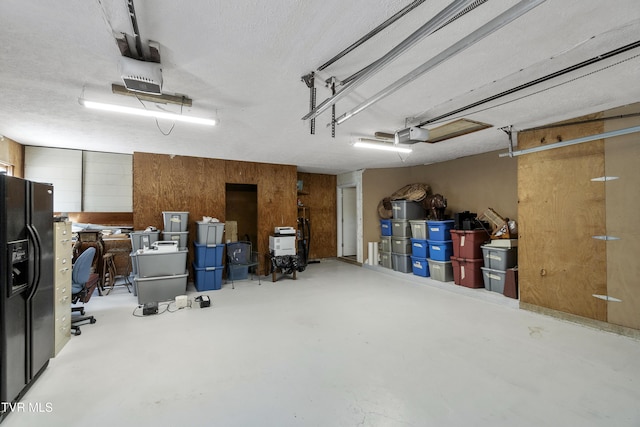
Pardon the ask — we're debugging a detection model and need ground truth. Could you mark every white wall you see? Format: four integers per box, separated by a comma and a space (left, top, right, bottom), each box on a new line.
24, 147, 132, 212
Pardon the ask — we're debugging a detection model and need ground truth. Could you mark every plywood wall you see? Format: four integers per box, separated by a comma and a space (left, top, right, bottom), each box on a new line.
0, 136, 24, 177
518, 117, 607, 321
133, 152, 297, 275
297, 172, 337, 259
603, 107, 640, 329
67, 212, 133, 226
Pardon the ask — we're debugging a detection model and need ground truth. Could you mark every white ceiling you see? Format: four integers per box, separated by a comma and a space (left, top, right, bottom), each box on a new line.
1, 0, 639, 174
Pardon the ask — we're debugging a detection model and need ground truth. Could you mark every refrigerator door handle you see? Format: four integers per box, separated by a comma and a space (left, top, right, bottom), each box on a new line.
26, 223, 42, 299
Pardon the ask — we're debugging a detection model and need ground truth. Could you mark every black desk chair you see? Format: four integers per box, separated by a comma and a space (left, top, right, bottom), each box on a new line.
71, 247, 99, 335
226, 241, 261, 289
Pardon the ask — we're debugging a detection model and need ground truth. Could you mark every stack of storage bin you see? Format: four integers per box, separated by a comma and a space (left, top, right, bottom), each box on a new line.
131, 242, 189, 305
480, 242, 518, 295
129, 229, 161, 295
390, 200, 425, 273
409, 219, 429, 277
450, 229, 490, 288
193, 221, 225, 291
131, 212, 190, 304
426, 220, 455, 282
379, 219, 392, 269
161, 211, 189, 249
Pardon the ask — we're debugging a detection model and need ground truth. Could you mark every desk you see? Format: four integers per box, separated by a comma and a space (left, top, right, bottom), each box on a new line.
269, 254, 300, 282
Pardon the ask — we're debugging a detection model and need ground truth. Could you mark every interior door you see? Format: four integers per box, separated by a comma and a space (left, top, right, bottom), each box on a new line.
342, 187, 357, 256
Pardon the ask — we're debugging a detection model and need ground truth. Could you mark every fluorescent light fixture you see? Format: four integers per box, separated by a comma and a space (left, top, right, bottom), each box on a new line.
79, 99, 217, 126
354, 138, 412, 153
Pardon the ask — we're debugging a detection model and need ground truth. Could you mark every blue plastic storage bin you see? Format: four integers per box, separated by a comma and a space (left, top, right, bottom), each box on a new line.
193, 242, 224, 267
193, 264, 223, 291
427, 240, 453, 261
427, 220, 455, 241
411, 238, 429, 258
380, 219, 392, 236
411, 256, 430, 277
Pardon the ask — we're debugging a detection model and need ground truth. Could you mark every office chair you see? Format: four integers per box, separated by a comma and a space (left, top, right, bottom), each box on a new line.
71, 247, 99, 335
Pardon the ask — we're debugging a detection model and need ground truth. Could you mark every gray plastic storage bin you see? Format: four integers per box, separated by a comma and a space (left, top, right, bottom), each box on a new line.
379, 251, 392, 269
409, 220, 428, 239
162, 211, 189, 232
132, 249, 188, 278
135, 272, 188, 305
162, 231, 188, 249
196, 221, 225, 244
427, 258, 454, 282
391, 219, 412, 237
391, 200, 426, 220
130, 230, 161, 252
380, 236, 391, 253
481, 245, 518, 270
392, 253, 412, 273
481, 267, 507, 293
391, 237, 411, 255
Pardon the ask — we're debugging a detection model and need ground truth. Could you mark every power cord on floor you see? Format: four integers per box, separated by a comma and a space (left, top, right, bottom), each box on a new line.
132, 296, 210, 317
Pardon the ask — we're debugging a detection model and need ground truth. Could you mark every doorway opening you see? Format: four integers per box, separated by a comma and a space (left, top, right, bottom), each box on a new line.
225, 183, 257, 245
339, 186, 358, 264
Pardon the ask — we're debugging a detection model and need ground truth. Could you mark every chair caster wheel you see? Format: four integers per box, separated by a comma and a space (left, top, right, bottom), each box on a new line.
75, 329, 81, 336
80, 308, 85, 315
90, 318, 97, 324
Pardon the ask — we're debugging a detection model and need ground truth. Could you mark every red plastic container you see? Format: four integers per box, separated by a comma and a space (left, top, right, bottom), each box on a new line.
450, 256, 485, 288
504, 267, 519, 299
451, 230, 490, 259
451, 257, 461, 284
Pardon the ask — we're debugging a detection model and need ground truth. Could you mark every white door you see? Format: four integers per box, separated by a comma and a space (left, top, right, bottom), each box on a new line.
342, 187, 357, 256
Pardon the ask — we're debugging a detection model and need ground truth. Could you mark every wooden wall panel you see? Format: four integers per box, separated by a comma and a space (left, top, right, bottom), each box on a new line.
67, 212, 133, 226
133, 153, 297, 276
604, 107, 640, 329
225, 160, 298, 267
0, 136, 24, 177
133, 153, 226, 230
518, 118, 607, 321
297, 172, 337, 259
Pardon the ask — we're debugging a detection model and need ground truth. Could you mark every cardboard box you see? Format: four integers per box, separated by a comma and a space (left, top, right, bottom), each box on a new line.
225, 221, 238, 242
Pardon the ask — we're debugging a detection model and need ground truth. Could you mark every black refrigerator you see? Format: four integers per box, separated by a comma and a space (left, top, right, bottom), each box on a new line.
0, 175, 54, 418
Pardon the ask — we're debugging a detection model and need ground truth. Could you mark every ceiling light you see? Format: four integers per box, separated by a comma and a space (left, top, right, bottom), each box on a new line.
79, 99, 217, 126
354, 138, 413, 153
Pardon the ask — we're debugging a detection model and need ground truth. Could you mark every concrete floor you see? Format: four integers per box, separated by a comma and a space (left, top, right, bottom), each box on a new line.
4, 259, 640, 427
